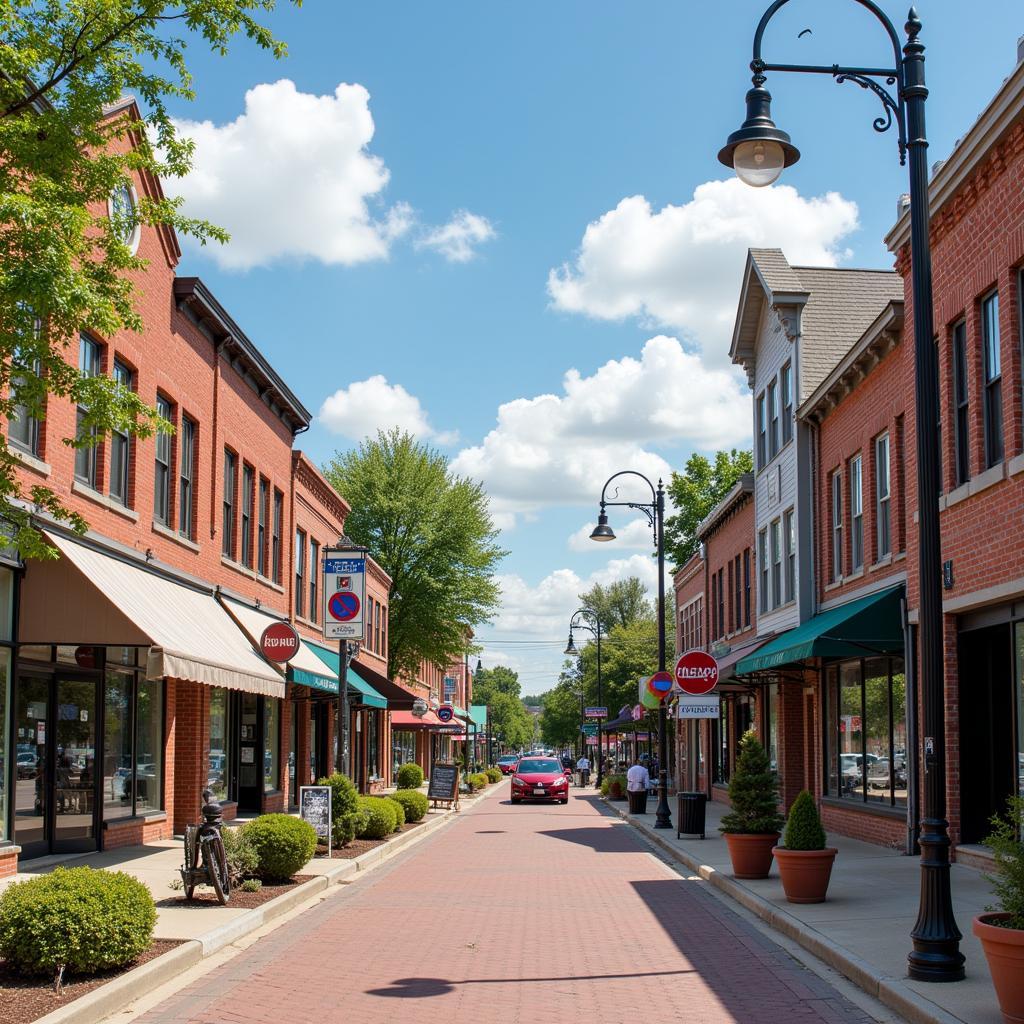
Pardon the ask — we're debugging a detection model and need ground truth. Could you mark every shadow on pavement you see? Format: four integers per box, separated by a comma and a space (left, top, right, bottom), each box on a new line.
536, 825, 640, 853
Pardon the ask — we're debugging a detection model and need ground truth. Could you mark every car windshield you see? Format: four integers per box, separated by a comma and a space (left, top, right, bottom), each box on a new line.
516, 759, 560, 774
498, 756, 517, 763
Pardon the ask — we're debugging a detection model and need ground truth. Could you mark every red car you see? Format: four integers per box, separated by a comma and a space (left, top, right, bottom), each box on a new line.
497, 755, 519, 776
510, 757, 570, 805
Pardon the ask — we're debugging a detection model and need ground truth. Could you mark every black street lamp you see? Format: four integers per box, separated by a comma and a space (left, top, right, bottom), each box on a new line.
566, 609, 605, 786
719, 2, 962, 982
591, 472, 670, 828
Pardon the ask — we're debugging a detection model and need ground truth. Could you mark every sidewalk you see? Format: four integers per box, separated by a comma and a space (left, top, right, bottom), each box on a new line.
605, 795, 1000, 1024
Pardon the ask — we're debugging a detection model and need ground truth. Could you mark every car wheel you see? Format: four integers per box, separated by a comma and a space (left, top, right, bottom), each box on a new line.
560, 798, 568, 805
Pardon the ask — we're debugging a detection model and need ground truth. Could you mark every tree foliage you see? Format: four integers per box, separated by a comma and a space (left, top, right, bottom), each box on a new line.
539, 670, 583, 750
579, 577, 651, 630
473, 666, 533, 752
0, 0, 297, 557
324, 430, 505, 680
664, 450, 753, 570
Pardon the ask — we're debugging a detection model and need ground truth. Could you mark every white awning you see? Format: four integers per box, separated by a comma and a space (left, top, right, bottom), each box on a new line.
39, 532, 285, 697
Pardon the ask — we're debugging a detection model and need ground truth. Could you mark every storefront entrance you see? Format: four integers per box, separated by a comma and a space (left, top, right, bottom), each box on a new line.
15, 669, 100, 859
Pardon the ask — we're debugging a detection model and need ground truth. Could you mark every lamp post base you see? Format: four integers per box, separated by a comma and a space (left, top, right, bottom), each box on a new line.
907, 820, 965, 982
654, 772, 672, 829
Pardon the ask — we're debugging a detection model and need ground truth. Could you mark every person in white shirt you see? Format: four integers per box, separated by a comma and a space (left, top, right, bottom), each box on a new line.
626, 757, 650, 814
575, 754, 591, 786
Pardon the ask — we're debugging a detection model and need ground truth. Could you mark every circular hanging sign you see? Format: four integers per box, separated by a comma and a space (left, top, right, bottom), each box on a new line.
437, 704, 455, 723
674, 650, 720, 695
259, 621, 300, 663
328, 591, 361, 622
647, 670, 674, 701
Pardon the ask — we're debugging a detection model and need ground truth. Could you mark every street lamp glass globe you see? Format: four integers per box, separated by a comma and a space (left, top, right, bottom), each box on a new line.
589, 511, 616, 542
733, 139, 785, 187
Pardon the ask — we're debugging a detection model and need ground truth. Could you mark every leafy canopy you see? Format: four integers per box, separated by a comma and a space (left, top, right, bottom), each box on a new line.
0, 0, 296, 557
664, 450, 753, 570
579, 577, 652, 630
324, 430, 505, 681
473, 666, 533, 751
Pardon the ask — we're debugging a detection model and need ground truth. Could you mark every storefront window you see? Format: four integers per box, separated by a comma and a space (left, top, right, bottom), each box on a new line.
0, 649, 9, 841
136, 678, 163, 813
713, 702, 729, 783
1016, 623, 1024, 804
765, 683, 779, 774
825, 656, 906, 808
392, 730, 415, 775
367, 709, 380, 780
209, 688, 231, 802
103, 671, 133, 820
103, 664, 163, 818
264, 698, 279, 792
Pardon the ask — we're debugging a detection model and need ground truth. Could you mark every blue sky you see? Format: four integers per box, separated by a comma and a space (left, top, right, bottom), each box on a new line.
163, 1, 1023, 694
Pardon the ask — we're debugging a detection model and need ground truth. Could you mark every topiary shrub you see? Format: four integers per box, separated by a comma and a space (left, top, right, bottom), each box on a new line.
396, 763, 424, 790
391, 789, 428, 823
485, 767, 502, 783
781, 790, 827, 850
386, 796, 406, 831
221, 824, 260, 885
719, 731, 784, 836
357, 796, 398, 839
0, 867, 155, 981
984, 796, 1024, 929
469, 772, 489, 791
318, 772, 365, 847
244, 814, 317, 880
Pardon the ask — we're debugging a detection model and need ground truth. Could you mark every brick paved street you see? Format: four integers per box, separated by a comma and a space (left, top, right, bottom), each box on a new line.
136, 789, 884, 1024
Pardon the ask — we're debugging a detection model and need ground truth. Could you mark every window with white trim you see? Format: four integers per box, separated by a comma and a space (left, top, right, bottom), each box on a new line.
982, 291, 1003, 468
756, 393, 767, 468
767, 379, 779, 460
875, 433, 891, 559
784, 508, 795, 603
758, 528, 768, 613
770, 518, 782, 608
850, 454, 863, 571
75, 334, 101, 487
781, 362, 793, 444
831, 471, 843, 581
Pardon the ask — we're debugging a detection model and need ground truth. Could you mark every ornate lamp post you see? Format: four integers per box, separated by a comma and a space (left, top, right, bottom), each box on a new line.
565, 608, 605, 786
591, 471, 671, 828
718, 2, 961, 981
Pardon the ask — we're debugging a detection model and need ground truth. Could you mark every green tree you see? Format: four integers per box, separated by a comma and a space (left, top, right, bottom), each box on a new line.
473, 665, 521, 701
472, 666, 533, 752
664, 450, 753, 570
324, 430, 505, 680
539, 673, 583, 750
0, 1, 296, 557
579, 577, 651, 629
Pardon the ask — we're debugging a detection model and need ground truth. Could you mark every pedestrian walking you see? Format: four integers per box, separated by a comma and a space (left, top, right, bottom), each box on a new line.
575, 753, 591, 786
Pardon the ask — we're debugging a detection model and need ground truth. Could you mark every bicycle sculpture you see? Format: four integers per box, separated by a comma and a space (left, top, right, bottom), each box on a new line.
180, 789, 231, 904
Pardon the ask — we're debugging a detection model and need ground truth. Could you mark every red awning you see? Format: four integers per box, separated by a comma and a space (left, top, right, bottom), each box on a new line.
390, 710, 449, 730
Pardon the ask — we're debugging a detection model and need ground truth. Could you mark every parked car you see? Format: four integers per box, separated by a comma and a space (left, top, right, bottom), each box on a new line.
839, 752, 881, 792
16, 751, 37, 779
497, 755, 519, 776
866, 757, 908, 790
560, 755, 575, 772
510, 757, 570, 805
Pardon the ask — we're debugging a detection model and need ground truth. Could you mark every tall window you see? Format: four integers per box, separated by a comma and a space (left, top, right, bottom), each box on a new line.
875, 433, 891, 558
953, 320, 970, 485
8, 355, 41, 456
257, 478, 268, 576
734, 554, 742, 632
770, 518, 782, 608
241, 465, 254, 569
743, 549, 751, 627
272, 490, 283, 584
850, 455, 863, 571
710, 572, 718, 640
784, 508, 795, 603
75, 334, 101, 487
309, 538, 319, 624
179, 417, 195, 539
767, 379, 779, 459
982, 292, 1003, 468
222, 449, 236, 558
295, 528, 306, 618
717, 568, 724, 637
934, 337, 943, 494
727, 560, 734, 633
756, 393, 767, 468
831, 471, 843, 581
781, 362, 793, 444
758, 528, 768, 613
109, 360, 133, 505
153, 396, 172, 524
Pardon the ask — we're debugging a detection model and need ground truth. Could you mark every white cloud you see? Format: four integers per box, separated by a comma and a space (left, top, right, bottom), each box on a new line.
568, 516, 654, 553
548, 179, 859, 358
170, 79, 410, 270
416, 210, 496, 262
318, 375, 457, 444
451, 335, 750, 526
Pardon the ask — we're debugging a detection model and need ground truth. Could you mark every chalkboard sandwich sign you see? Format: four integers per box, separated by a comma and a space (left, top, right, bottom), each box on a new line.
427, 762, 460, 810
299, 785, 333, 853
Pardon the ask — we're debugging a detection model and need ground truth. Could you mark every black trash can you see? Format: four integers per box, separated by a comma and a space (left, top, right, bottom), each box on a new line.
677, 791, 707, 838
627, 788, 648, 814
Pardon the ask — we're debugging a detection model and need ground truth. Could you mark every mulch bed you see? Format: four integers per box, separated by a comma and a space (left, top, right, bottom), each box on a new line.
317, 818, 425, 859
0, 939, 182, 1024
156, 875, 315, 911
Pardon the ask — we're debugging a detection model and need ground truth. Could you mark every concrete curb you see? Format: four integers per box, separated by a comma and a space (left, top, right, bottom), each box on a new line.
604, 798, 967, 1024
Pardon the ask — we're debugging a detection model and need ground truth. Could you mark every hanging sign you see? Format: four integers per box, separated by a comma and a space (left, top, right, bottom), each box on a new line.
437, 704, 455, 723
676, 693, 721, 719
674, 650, 720, 695
647, 670, 674, 702
584, 707, 607, 719
323, 549, 366, 641
259, 621, 300, 663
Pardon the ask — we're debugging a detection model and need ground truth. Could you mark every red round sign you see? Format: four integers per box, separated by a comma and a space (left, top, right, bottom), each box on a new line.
647, 670, 674, 701
259, 621, 300, 663
674, 650, 720, 695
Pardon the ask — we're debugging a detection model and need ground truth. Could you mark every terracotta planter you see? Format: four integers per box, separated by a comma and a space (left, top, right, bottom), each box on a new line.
772, 846, 838, 903
608, 782, 623, 800
974, 913, 1024, 1024
724, 832, 780, 879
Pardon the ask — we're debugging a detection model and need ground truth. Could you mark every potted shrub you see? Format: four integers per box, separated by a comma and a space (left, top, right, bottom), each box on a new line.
973, 796, 1024, 1024
719, 731, 784, 879
772, 790, 838, 903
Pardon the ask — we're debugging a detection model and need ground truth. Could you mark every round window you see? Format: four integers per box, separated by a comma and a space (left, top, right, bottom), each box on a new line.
109, 183, 140, 253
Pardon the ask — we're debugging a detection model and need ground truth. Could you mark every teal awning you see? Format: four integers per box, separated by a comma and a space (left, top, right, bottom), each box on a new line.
469, 705, 487, 728
307, 643, 387, 709
735, 585, 905, 675
288, 641, 340, 696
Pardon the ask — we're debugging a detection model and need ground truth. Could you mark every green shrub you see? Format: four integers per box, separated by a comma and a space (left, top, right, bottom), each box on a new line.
485, 767, 502, 783
0, 867, 155, 980
239, 878, 262, 893
386, 796, 406, 831
391, 789, 428, 823
602, 774, 626, 798
244, 814, 317, 880
221, 824, 259, 884
782, 790, 826, 851
357, 796, 398, 839
318, 772, 365, 847
984, 796, 1024, 929
396, 762, 424, 790
719, 732, 784, 836
469, 772, 489, 791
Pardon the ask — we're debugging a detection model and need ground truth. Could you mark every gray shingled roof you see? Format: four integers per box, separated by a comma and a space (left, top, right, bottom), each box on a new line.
749, 248, 805, 295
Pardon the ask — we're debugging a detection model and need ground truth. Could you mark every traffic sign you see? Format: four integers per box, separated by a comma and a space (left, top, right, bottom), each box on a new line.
674, 650, 720, 695
328, 591, 360, 622
580, 723, 598, 737
323, 549, 366, 641
437, 704, 455, 723
647, 670, 674, 702
259, 621, 300, 663
584, 707, 607, 718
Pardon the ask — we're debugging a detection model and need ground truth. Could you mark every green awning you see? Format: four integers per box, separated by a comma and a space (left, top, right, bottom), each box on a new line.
469, 705, 487, 728
288, 641, 340, 696
307, 643, 387, 709
735, 585, 905, 675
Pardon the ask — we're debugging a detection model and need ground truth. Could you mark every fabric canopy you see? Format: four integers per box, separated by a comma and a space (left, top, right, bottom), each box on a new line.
350, 659, 419, 711
735, 585, 905, 675
220, 600, 339, 696
391, 710, 446, 729
468, 705, 488, 728
42, 532, 284, 696
306, 643, 386, 709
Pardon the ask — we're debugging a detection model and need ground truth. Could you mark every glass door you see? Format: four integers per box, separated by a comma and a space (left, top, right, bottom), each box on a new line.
54, 675, 98, 853
14, 674, 49, 859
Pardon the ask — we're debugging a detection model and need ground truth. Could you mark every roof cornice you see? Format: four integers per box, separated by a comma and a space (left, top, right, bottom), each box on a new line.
695, 473, 754, 541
